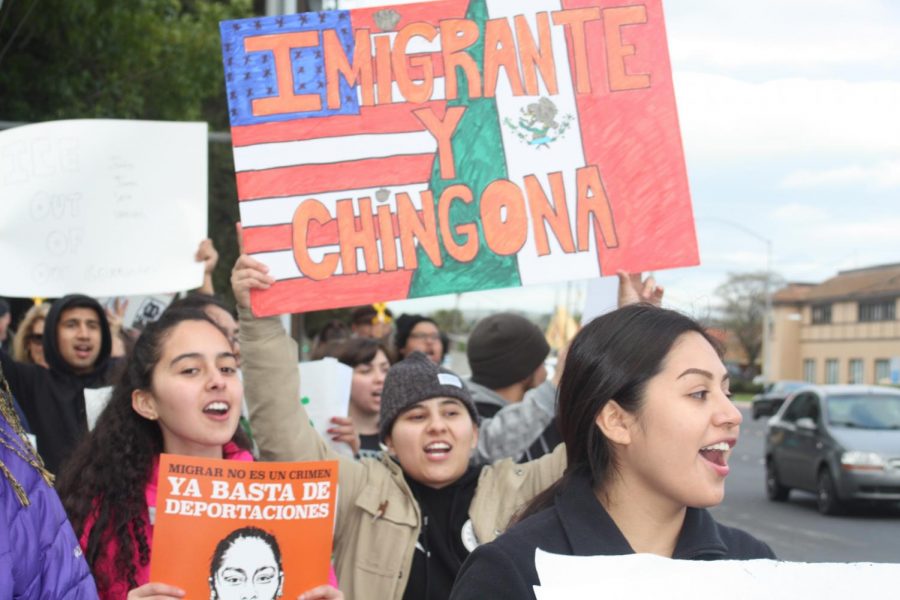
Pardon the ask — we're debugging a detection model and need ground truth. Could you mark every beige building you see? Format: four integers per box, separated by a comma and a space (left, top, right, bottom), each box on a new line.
770, 263, 900, 385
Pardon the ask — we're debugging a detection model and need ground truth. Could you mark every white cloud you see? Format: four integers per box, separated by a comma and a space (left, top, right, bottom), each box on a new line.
667, 0, 900, 70
779, 160, 900, 189
771, 203, 829, 221
674, 73, 900, 162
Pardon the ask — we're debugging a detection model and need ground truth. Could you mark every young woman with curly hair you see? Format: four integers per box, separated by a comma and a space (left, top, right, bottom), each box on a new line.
56, 307, 341, 600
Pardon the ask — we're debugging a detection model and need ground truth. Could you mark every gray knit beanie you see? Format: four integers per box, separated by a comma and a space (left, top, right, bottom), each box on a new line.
378, 351, 477, 441
467, 313, 550, 390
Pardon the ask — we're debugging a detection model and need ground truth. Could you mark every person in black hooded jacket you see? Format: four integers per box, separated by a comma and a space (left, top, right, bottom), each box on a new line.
0, 294, 122, 473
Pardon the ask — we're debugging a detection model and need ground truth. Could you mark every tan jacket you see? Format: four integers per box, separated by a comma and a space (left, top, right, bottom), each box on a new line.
239, 309, 566, 600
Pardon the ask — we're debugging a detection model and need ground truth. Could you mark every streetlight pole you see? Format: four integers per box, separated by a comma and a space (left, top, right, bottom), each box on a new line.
700, 218, 773, 383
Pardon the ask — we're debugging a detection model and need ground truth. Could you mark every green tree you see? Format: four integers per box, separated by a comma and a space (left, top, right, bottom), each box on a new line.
715, 271, 783, 377
0, 0, 253, 300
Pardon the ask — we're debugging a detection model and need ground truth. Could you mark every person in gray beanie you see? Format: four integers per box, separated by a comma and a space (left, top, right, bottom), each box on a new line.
465, 313, 559, 462
378, 351, 478, 442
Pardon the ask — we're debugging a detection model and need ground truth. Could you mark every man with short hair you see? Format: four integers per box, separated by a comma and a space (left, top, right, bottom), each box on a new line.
466, 313, 559, 462
0, 294, 121, 473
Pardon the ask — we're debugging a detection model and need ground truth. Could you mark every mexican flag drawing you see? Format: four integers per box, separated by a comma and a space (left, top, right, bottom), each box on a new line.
221, 0, 698, 316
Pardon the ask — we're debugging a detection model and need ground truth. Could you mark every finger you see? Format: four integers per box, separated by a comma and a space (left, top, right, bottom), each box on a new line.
298, 584, 343, 600
234, 253, 271, 274
234, 269, 275, 289
330, 416, 352, 426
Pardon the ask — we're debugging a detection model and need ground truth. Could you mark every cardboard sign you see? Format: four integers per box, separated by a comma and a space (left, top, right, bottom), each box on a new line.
533, 550, 900, 599
151, 455, 338, 597
0, 120, 207, 298
221, 0, 697, 316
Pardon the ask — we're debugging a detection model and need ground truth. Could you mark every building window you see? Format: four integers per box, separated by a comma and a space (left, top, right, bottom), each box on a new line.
875, 359, 890, 383
825, 359, 839, 384
858, 299, 896, 322
848, 359, 864, 384
803, 359, 816, 383
812, 304, 832, 324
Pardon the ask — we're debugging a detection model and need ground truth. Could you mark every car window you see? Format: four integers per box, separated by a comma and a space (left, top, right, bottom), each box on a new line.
774, 381, 805, 394
827, 395, 900, 429
781, 393, 818, 423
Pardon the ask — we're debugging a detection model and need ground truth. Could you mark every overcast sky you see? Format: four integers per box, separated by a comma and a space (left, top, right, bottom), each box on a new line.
381, 0, 900, 320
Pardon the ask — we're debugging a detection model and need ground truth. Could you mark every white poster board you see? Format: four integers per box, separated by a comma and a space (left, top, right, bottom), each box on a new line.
84, 386, 114, 430
299, 358, 353, 457
0, 119, 207, 298
533, 550, 900, 600
100, 294, 177, 331
580, 277, 619, 326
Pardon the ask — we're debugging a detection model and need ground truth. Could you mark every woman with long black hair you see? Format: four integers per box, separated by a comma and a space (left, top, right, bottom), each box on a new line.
450, 304, 775, 600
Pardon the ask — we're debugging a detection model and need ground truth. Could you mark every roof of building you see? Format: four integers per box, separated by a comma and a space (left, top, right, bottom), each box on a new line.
775, 262, 900, 304
772, 283, 816, 304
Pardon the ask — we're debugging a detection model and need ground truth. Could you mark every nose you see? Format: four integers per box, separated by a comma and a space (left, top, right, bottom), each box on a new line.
713, 391, 743, 428
426, 413, 449, 434
207, 367, 227, 390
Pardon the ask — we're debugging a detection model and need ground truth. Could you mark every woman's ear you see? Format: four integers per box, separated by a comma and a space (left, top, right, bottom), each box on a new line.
469, 422, 479, 451
383, 434, 395, 455
132, 389, 158, 421
595, 400, 634, 446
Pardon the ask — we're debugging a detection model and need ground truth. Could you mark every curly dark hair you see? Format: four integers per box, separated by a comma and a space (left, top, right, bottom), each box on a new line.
57, 307, 250, 594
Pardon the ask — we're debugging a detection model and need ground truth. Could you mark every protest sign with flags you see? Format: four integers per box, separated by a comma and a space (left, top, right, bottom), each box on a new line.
221, 0, 697, 316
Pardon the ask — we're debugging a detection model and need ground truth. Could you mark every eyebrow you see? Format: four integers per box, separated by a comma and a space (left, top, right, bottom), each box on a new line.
677, 368, 730, 384
170, 351, 237, 367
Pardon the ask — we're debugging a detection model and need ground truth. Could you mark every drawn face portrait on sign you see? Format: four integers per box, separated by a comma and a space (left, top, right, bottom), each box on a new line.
209, 527, 284, 600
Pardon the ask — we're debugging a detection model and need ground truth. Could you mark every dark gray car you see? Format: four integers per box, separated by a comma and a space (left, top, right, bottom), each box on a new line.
765, 385, 900, 515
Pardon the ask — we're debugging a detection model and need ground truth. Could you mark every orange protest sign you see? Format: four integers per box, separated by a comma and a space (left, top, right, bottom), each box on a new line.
150, 455, 338, 598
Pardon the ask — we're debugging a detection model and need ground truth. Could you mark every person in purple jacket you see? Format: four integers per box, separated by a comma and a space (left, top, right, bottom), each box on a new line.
1, 362, 98, 599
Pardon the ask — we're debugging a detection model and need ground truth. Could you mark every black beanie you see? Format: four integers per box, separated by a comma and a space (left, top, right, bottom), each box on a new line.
378, 352, 477, 441
467, 313, 550, 389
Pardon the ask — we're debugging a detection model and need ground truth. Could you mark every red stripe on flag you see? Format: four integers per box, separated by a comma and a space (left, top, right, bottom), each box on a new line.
250, 271, 414, 316
350, 0, 470, 31
243, 211, 416, 254
231, 101, 447, 146
236, 154, 435, 200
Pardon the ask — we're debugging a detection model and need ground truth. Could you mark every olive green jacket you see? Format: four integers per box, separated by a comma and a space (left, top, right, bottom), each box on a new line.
239, 309, 566, 600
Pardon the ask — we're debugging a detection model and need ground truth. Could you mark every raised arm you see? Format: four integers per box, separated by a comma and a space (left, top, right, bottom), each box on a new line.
473, 380, 556, 464
232, 253, 332, 463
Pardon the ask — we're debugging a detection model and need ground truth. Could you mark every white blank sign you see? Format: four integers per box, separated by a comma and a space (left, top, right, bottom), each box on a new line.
0, 119, 207, 298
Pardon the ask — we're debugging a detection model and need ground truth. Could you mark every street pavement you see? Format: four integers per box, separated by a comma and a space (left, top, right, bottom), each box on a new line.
710, 405, 900, 563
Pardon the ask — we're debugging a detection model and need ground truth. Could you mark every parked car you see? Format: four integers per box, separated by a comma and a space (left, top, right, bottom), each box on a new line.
764, 385, 900, 515
751, 380, 807, 419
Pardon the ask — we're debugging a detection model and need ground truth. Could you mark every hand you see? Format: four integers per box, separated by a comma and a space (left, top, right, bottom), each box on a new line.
616, 271, 664, 308
106, 297, 129, 333
195, 238, 219, 275
231, 247, 275, 310
328, 416, 361, 456
298, 585, 344, 600
126, 582, 185, 600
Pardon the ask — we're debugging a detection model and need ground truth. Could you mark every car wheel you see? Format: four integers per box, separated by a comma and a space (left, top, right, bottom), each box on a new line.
816, 468, 844, 516
765, 459, 790, 501
752, 407, 760, 420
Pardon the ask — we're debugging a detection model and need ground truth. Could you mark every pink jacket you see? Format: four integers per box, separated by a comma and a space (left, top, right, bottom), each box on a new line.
81, 443, 255, 599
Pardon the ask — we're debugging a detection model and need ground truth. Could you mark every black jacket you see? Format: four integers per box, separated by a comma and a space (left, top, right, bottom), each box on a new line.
0, 295, 120, 473
450, 469, 775, 600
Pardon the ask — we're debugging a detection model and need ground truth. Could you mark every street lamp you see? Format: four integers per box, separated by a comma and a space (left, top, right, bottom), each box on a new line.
700, 218, 773, 383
